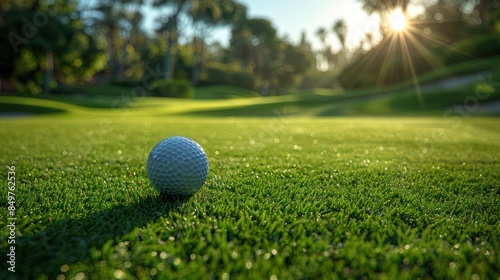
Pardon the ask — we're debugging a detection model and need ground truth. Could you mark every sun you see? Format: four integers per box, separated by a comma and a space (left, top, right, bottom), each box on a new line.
388, 8, 407, 32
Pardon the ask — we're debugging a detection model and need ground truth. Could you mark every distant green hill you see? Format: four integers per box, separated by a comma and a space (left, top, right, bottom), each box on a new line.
339, 32, 500, 89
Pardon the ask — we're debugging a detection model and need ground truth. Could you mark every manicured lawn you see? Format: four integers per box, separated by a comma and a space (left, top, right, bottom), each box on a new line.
1, 110, 499, 279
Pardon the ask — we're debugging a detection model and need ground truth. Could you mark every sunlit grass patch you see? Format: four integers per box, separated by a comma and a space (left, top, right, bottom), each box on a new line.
0, 115, 499, 279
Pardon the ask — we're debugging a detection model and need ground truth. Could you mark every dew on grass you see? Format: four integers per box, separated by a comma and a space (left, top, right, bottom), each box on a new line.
124, 261, 131, 268
245, 261, 253, 269
74, 272, 85, 280
113, 270, 125, 279
60, 264, 69, 272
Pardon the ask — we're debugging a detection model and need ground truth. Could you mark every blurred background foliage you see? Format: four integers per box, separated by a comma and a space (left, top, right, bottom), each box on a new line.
0, 0, 499, 96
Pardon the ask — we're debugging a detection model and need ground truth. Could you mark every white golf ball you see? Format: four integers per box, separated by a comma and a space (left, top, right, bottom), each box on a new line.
147, 136, 209, 195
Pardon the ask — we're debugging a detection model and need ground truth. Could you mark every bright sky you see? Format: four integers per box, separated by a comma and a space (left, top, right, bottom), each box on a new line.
235, 0, 381, 50
141, 0, 382, 51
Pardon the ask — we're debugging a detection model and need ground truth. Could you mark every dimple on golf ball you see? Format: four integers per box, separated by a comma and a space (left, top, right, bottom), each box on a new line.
147, 136, 209, 195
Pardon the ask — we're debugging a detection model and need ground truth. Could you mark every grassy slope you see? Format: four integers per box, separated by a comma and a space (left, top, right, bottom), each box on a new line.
0, 110, 499, 279
374, 55, 500, 93
2, 56, 500, 118
2, 72, 499, 118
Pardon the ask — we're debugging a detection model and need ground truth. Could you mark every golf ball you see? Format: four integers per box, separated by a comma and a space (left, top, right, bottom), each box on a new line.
147, 136, 209, 195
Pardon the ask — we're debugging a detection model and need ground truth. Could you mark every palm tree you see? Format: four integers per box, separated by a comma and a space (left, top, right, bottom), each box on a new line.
323, 45, 338, 70
154, 0, 189, 80
87, 3, 127, 79
332, 19, 348, 51
365, 32, 375, 49
189, 0, 245, 85
118, 10, 144, 78
314, 27, 331, 70
85, 0, 145, 79
154, 0, 242, 80
298, 31, 312, 50
315, 27, 328, 46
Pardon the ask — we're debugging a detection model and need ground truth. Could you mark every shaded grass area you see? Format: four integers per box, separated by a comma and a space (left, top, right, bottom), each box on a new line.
0, 102, 64, 115
0, 114, 499, 279
325, 82, 500, 116
41, 95, 132, 108
0, 85, 260, 110
0, 97, 83, 115
375, 55, 500, 93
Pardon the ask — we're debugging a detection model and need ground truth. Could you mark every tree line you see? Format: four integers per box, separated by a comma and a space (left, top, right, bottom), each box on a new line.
0, 0, 498, 95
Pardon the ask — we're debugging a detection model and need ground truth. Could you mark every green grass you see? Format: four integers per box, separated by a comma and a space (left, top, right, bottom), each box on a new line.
379, 55, 500, 93
1, 109, 499, 279
21, 85, 261, 109
194, 86, 260, 99
2, 78, 499, 119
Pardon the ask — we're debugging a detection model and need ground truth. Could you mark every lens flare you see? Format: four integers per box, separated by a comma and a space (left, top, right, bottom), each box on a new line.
389, 9, 407, 31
